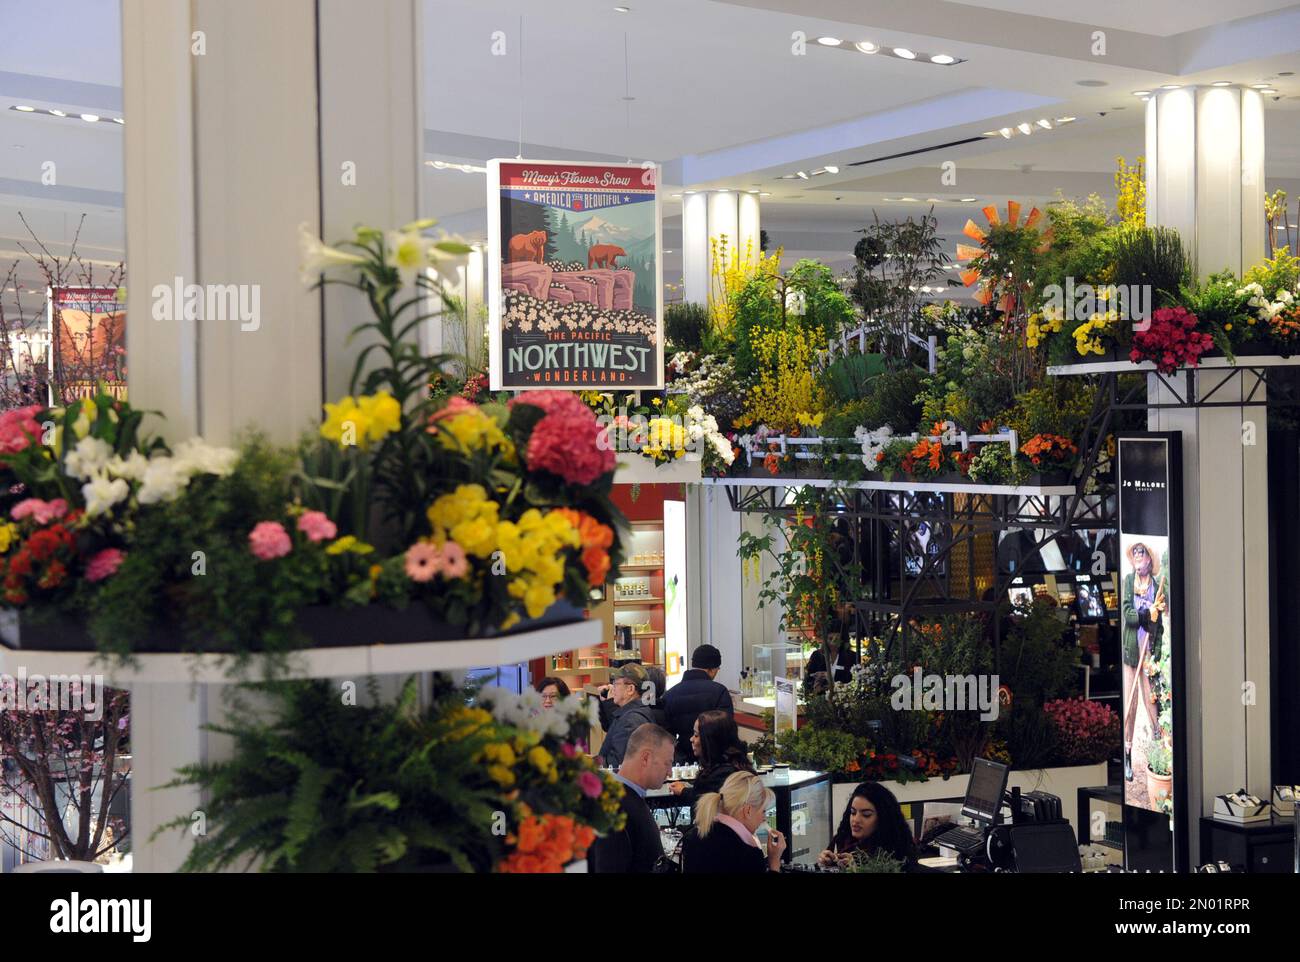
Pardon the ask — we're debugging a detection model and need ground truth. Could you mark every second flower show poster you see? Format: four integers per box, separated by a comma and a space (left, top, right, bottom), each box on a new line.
487, 159, 663, 390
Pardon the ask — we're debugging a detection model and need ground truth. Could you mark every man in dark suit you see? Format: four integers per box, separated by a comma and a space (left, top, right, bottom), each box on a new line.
589, 724, 675, 873
662, 644, 733, 763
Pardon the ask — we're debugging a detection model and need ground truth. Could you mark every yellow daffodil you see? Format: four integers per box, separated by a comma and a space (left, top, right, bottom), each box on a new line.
326, 535, 375, 555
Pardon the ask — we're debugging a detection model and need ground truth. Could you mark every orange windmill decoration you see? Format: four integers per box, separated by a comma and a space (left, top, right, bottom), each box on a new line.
955, 201, 1053, 314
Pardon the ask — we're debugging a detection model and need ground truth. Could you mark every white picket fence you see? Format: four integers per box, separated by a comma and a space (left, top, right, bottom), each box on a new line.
739, 424, 1019, 469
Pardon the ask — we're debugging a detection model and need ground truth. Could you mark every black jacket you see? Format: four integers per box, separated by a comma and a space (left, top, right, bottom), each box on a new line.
599, 701, 655, 770
682, 822, 769, 874
804, 645, 860, 689
662, 669, 733, 763
589, 784, 661, 874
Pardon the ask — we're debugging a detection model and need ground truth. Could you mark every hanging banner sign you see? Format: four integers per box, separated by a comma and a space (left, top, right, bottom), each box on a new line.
48, 287, 126, 403
1116, 432, 1186, 870
487, 159, 663, 390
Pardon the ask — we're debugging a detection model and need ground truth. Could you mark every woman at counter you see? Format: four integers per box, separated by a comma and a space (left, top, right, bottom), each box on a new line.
818, 782, 916, 868
682, 771, 787, 873
666, 710, 752, 810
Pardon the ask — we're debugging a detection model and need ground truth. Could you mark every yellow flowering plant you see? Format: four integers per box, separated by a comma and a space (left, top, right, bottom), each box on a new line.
736, 324, 826, 433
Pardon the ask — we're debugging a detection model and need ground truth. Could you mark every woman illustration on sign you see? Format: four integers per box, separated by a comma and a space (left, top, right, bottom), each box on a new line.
1121, 542, 1166, 783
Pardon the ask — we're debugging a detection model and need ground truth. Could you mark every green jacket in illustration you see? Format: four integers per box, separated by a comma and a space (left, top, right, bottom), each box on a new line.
1120, 569, 1166, 667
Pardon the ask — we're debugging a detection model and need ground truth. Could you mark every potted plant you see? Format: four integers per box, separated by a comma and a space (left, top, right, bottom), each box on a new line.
1145, 736, 1173, 805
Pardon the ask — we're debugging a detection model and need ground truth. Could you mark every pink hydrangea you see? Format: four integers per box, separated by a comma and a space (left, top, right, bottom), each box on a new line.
296, 510, 337, 542
404, 542, 442, 583
85, 548, 126, 583
248, 521, 292, 560
577, 770, 604, 799
509, 392, 614, 486
12, 498, 68, 525
0, 405, 44, 457
439, 540, 469, 579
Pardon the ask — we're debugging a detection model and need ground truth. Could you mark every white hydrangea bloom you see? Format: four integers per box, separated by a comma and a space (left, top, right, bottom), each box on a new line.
64, 436, 114, 481
82, 474, 130, 517
172, 438, 240, 478
137, 456, 191, 505
106, 450, 149, 482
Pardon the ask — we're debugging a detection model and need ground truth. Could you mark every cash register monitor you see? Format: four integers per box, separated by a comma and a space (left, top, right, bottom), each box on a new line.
962, 758, 1010, 825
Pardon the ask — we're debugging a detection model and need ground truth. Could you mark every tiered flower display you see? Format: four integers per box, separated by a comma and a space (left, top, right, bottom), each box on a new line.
1129, 306, 1215, 374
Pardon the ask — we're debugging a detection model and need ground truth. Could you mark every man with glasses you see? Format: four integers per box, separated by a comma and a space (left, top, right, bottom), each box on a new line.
596, 663, 655, 770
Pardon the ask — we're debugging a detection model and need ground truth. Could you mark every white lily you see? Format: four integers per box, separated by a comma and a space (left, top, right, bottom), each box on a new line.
298, 222, 365, 285
384, 228, 429, 286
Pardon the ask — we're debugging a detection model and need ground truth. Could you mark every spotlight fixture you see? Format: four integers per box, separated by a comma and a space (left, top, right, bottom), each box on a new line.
855, 41, 878, 53
49, 109, 66, 117
893, 47, 917, 59
1035, 118, 1052, 129
1017, 122, 1032, 135
960, 197, 977, 202
821, 40, 961, 64
614, 5, 630, 11
999, 127, 1012, 138
982, 131, 999, 137
112, 118, 124, 124
930, 54, 956, 65
79, 113, 99, 122
817, 36, 842, 46
1212, 81, 1233, 87
14, 105, 35, 112
1055, 116, 1076, 123
8, 105, 124, 125
824, 165, 839, 174
795, 170, 808, 179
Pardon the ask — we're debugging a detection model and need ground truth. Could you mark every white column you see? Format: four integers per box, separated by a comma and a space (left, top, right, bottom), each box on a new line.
738, 191, 762, 262
681, 192, 708, 306
1145, 85, 1270, 865
120, 0, 424, 870
706, 190, 740, 275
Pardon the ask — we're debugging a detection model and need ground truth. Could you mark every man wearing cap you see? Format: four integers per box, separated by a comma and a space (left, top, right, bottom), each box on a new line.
662, 644, 733, 764
596, 663, 656, 770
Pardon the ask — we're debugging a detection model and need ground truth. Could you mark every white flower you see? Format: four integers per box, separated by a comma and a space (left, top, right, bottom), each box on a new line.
519, 688, 543, 714
81, 473, 130, 517
426, 232, 472, 286
106, 450, 149, 482
137, 456, 191, 505
385, 228, 428, 286
64, 436, 113, 481
171, 438, 239, 478
298, 222, 366, 285
710, 433, 735, 466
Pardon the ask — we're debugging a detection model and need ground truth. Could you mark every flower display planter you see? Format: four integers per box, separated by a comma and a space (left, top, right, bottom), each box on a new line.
614, 451, 702, 485
0, 600, 586, 654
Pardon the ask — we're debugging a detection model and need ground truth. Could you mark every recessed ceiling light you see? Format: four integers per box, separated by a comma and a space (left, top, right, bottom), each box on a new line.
14, 105, 35, 112
925, 197, 939, 203
747, 189, 760, 194
960, 197, 977, 202
901, 196, 917, 202
855, 41, 878, 53
760, 192, 771, 197
80, 113, 99, 122
112, 117, 124, 124
817, 37, 841, 46
999, 127, 1012, 138
1017, 122, 1033, 135
930, 54, 956, 65
893, 47, 917, 59
795, 170, 808, 179
716, 188, 730, 192
1260, 88, 1278, 95
1160, 84, 1182, 90
1076, 79, 1107, 87
1132, 90, 1151, 97
671, 193, 681, 198
1251, 83, 1272, 89
1055, 116, 1076, 123
824, 165, 839, 174
1212, 81, 1233, 87
614, 5, 630, 11
48, 109, 66, 117
1036, 118, 1052, 129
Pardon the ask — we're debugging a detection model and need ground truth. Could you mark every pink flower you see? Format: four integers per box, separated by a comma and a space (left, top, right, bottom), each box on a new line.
560, 741, 578, 759
427, 395, 478, 427
12, 498, 68, 525
404, 542, 442, 582
577, 770, 604, 799
509, 392, 614, 486
439, 540, 469, 578
248, 521, 292, 560
297, 510, 337, 542
0, 405, 44, 457
85, 548, 125, 582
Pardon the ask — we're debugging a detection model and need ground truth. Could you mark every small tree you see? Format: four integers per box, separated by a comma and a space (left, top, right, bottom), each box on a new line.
0, 685, 130, 863
850, 208, 949, 364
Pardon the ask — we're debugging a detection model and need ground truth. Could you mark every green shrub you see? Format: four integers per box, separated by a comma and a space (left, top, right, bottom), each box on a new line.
664, 302, 708, 352
1109, 225, 1191, 309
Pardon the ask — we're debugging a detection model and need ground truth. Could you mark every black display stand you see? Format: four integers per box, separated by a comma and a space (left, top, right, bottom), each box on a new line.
1199, 815, 1295, 873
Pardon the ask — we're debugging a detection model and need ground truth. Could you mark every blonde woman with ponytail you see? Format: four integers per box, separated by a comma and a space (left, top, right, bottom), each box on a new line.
682, 770, 786, 873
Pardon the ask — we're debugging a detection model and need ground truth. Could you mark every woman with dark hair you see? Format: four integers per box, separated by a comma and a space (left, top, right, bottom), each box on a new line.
667, 710, 752, 810
818, 782, 916, 868
534, 676, 570, 710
